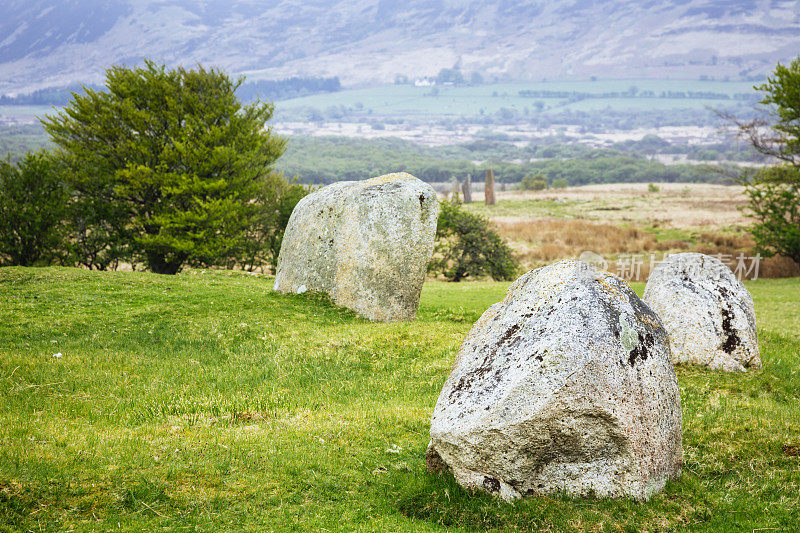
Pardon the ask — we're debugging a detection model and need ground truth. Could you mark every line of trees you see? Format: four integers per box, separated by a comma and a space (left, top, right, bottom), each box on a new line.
518, 89, 759, 101
277, 136, 726, 185
275, 102, 743, 130
0, 77, 342, 107
235, 76, 341, 103
0, 61, 307, 274
0, 84, 103, 106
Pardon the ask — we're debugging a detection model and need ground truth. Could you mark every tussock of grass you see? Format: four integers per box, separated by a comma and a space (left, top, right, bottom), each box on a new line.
0, 267, 799, 531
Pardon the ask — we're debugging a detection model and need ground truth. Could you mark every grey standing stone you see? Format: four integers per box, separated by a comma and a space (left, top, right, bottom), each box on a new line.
428, 260, 682, 501
462, 174, 472, 203
484, 168, 496, 205
273, 172, 439, 322
644, 252, 761, 372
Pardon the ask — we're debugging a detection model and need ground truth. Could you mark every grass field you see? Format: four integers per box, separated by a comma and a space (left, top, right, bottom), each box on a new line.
466, 183, 751, 228
276, 80, 754, 118
1, 267, 799, 531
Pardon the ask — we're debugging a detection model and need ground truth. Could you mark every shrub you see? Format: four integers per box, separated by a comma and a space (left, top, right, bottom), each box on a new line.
744, 166, 800, 265
521, 174, 547, 191
648, 183, 660, 193
733, 57, 800, 267
429, 200, 519, 281
240, 178, 309, 271
0, 152, 68, 266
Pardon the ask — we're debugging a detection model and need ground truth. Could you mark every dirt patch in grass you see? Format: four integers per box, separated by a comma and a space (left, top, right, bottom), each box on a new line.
783, 444, 800, 457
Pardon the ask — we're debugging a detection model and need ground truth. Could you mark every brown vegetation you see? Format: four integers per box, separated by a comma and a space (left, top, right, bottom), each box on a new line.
467, 183, 799, 280
497, 218, 681, 261
493, 218, 798, 280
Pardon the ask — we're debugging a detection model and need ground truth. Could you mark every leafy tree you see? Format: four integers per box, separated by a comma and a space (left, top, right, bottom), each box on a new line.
435, 68, 464, 85
744, 166, 800, 265
429, 200, 519, 282
521, 174, 547, 191
743, 59, 800, 165
65, 179, 129, 271
0, 152, 68, 266
240, 177, 308, 271
469, 72, 484, 85
732, 57, 800, 266
42, 61, 286, 274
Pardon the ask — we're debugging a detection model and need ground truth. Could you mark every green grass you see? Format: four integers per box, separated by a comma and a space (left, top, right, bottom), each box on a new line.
0, 267, 798, 531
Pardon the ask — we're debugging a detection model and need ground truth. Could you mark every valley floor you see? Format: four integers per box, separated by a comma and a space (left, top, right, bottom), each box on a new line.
0, 268, 798, 531
463, 184, 800, 280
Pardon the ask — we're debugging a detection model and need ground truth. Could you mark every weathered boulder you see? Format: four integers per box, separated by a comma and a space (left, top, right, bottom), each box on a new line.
643, 252, 761, 372
428, 260, 682, 501
273, 172, 439, 321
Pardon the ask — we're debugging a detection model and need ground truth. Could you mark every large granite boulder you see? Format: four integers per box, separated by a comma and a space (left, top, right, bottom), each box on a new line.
643, 252, 761, 372
428, 260, 682, 501
273, 172, 439, 321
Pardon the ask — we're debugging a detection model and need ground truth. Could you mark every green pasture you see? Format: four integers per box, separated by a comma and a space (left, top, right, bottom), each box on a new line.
276, 80, 754, 117
0, 268, 798, 531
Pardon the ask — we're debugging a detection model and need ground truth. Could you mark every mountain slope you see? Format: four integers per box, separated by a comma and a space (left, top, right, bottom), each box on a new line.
0, 0, 798, 94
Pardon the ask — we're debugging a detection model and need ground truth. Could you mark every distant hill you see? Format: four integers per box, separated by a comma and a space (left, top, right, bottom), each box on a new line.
1, 0, 798, 95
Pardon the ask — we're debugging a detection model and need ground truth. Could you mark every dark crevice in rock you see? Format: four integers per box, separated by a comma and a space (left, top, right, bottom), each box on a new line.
497, 323, 521, 346
629, 346, 643, 366
721, 307, 740, 354
425, 445, 449, 474
483, 476, 500, 492
629, 331, 654, 366
450, 322, 523, 400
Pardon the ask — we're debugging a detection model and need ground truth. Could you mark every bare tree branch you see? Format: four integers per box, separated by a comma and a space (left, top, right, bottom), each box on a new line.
714, 108, 800, 167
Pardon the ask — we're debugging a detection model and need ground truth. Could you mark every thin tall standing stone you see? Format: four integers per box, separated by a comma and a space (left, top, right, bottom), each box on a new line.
462, 174, 472, 203
485, 168, 496, 205
451, 176, 460, 201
